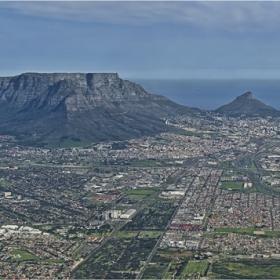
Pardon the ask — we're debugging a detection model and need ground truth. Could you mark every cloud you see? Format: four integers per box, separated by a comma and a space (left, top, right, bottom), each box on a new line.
1, 1, 280, 33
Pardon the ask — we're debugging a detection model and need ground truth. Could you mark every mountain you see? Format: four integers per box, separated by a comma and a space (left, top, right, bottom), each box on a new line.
215, 91, 279, 117
0, 72, 199, 145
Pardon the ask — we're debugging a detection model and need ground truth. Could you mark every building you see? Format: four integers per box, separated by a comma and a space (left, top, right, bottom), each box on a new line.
120, 209, 136, 219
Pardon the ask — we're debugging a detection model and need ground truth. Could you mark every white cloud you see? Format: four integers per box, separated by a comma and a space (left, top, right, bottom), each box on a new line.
1, 1, 280, 33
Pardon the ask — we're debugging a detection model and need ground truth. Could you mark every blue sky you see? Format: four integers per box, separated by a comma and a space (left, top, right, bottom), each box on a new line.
1, 1, 280, 79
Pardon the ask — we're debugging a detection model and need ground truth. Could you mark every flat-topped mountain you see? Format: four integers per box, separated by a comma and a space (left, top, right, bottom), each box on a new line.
215, 91, 279, 117
0, 72, 198, 145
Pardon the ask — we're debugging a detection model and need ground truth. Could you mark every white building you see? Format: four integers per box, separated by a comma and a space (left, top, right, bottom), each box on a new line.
120, 209, 136, 219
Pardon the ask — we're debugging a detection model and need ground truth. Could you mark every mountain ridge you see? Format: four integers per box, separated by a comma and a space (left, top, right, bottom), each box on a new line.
0, 73, 278, 146
0, 72, 200, 144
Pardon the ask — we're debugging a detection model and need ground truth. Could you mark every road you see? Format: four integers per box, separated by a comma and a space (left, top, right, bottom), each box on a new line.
71, 187, 164, 275
136, 200, 181, 279
136, 169, 198, 279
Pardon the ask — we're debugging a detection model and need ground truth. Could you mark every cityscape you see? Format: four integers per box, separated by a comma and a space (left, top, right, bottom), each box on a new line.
2, 1, 280, 279
1, 112, 280, 278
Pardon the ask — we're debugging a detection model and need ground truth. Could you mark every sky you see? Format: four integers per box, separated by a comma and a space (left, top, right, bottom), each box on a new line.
1, 1, 280, 79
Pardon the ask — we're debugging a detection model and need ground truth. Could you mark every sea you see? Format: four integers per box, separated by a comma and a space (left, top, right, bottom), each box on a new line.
133, 79, 280, 111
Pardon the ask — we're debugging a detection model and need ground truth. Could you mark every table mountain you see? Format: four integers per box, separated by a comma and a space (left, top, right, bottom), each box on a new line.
215, 91, 279, 117
0, 72, 199, 145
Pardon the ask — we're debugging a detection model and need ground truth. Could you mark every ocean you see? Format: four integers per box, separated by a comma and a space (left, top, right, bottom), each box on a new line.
133, 79, 280, 110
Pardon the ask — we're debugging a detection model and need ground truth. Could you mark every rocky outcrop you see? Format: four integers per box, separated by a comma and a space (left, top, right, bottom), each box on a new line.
0, 72, 196, 144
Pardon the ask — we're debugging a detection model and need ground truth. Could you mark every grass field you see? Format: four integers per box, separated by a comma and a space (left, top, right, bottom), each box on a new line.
219, 181, 243, 190
138, 231, 162, 239
215, 227, 280, 238
125, 189, 155, 200
125, 194, 147, 200
64, 189, 74, 195
215, 227, 254, 234
86, 192, 98, 197
249, 156, 258, 172
244, 187, 257, 194
127, 189, 155, 195
12, 249, 39, 261
210, 259, 280, 279
0, 180, 12, 186
117, 231, 139, 239
112, 205, 128, 211
87, 199, 103, 204
260, 231, 280, 237
158, 199, 176, 204
157, 248, 193, 258
221, 161, 231, 169
204, 233, 228, 238
181, 260, 209, 278
166, 176, 176, 184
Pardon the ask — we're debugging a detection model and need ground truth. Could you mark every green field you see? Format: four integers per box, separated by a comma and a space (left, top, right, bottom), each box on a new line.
215, 227, 254, 234
260, 231, 280, 237
215, 227, 280, 238
181, 260, 209, 278
111, 205, 128, 211
166, 176, 176, 184
0, 180, 12, 186
138, 231, 162, 239
87, 199, 103, 204
12, 249, 39, 261
156, 248, 193, 256
204, 233, 228, 238
117, 230, 139, 239
244, 186, 257, 194
249, 156, 258, 172
221, 161, 231, 169
125, 194, 147, 200
126, 189, 155, 200
64, 189, 74, 195
219, 181, 243, 190
210, 259, 280, 279
127, 189, 155, 195
86, 192, 98, 197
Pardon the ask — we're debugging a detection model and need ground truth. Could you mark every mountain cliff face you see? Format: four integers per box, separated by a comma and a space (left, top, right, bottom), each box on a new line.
0, 72, 196, 144
215, 91, 279, 117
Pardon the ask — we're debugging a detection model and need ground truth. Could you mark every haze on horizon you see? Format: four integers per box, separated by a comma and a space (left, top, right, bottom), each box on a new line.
1, 1, 280, 80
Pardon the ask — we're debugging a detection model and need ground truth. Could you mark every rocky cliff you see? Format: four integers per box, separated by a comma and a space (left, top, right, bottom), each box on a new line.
0, 72, 196, 145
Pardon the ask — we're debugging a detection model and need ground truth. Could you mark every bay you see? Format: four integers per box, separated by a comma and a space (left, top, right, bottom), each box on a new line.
133, 79, 280, 110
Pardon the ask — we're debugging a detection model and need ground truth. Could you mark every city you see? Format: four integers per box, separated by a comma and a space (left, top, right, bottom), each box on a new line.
1, 112, 280, 278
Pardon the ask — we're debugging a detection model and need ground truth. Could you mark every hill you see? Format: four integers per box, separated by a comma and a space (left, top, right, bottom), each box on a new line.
215, 91, 279, 117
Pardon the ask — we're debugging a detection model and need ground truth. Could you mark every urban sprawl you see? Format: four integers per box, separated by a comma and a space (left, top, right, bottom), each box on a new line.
1, 112, 280, 278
